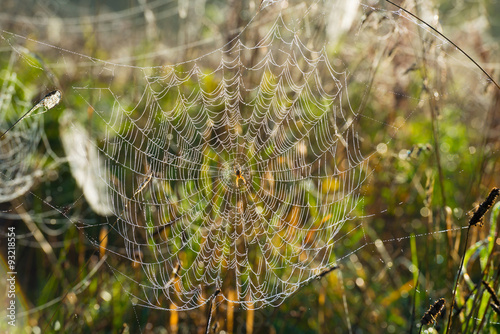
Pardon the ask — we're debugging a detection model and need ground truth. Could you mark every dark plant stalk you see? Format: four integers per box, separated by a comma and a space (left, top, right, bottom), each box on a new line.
463, 200, 500, 333
483, 280, 500, 307
469, 188, 499, 226
447, 191, 499, 333
491, 303, 500, 316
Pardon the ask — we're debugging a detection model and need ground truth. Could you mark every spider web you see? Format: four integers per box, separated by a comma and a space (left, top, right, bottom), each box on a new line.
0, 0, 497, 330
78, 11, 370, 311
0, 53, 44, 203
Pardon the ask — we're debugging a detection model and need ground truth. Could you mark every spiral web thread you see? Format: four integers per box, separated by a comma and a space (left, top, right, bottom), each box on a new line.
0, 53, 44, 203
71, 9, 375, 311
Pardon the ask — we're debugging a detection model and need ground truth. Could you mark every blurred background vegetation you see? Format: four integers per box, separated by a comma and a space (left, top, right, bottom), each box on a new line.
0, 0, 499, 333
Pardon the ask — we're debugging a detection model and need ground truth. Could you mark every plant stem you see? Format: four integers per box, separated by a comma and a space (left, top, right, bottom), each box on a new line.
445, 227, 471, 334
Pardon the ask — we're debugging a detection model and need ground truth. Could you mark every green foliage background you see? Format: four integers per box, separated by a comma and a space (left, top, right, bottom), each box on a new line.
0, 0, 499, 333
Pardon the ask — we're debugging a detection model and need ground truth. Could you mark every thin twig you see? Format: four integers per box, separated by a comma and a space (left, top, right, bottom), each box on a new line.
316, 265, 339, 280
205, 289, 221, 334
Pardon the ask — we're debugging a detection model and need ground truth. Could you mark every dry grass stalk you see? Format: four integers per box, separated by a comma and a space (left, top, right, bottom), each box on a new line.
227, 289, 236, 334
170, 303, 179, 334
246, 299, 255, 334
99, 226, 108, 258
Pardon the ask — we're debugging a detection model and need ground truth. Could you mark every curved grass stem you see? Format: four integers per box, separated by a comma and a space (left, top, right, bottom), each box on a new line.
384, 0, 500, 91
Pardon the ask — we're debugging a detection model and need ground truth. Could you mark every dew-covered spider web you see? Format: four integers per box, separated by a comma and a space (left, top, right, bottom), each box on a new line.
76, 10, 371, 311
0, 54, 45, 202
1, 0, 499, 331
